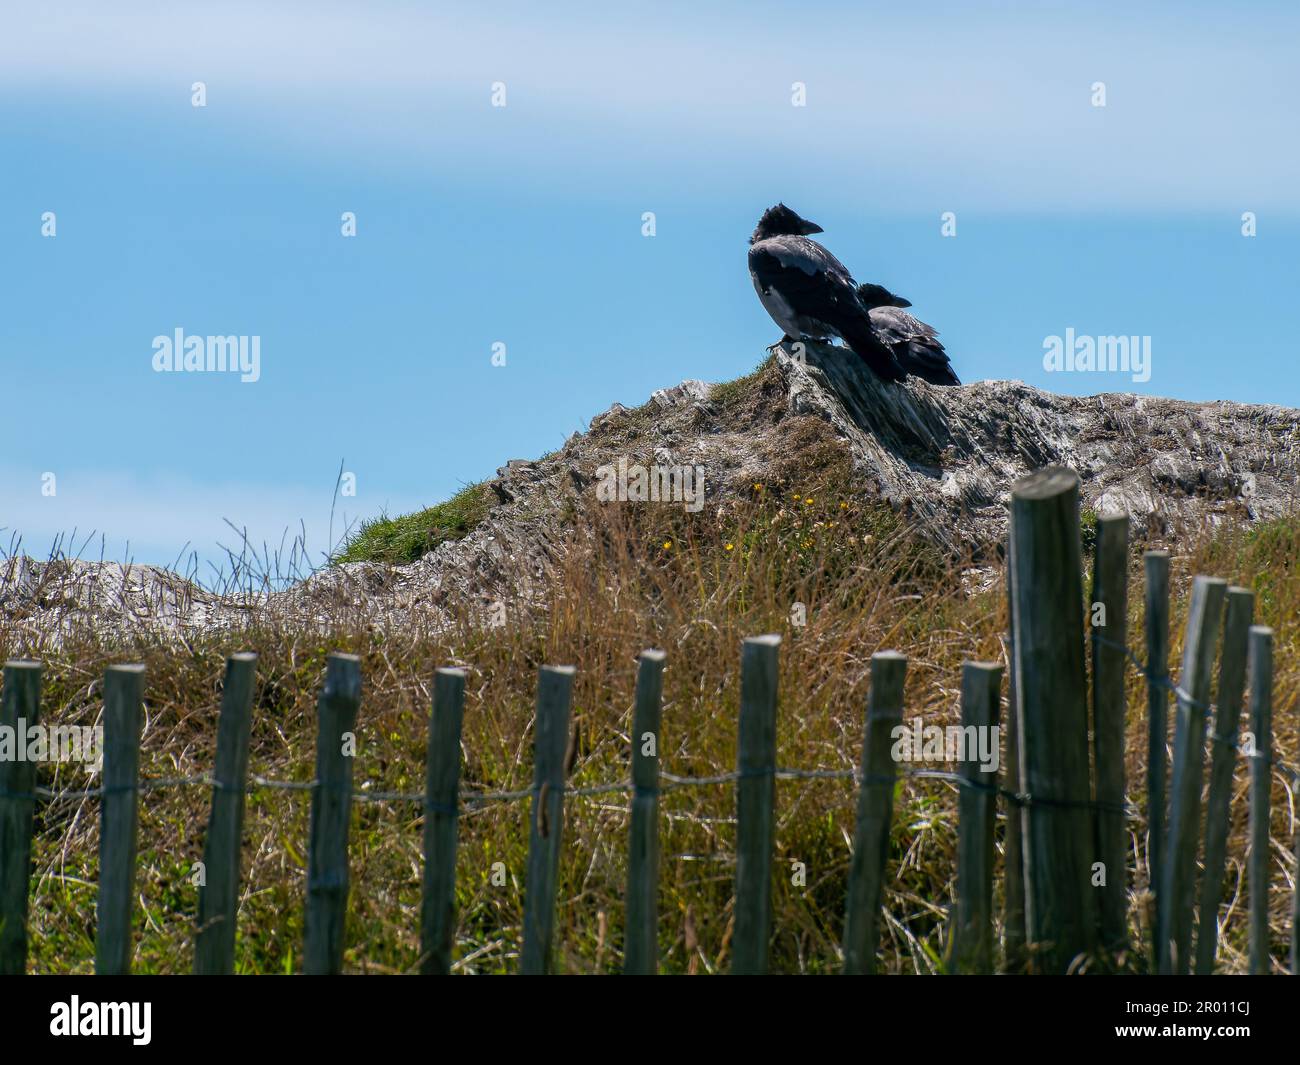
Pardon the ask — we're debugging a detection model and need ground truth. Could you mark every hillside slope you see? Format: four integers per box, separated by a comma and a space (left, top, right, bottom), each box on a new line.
4, 340, 1299, 641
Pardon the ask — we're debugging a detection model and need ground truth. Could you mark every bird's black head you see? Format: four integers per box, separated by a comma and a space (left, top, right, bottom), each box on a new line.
856, 282, 912, 310
750, 203, 824, 243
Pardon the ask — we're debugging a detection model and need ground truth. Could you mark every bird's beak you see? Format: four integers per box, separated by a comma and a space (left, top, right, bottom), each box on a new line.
893, 296, 912, 308
800, 220, 824, 235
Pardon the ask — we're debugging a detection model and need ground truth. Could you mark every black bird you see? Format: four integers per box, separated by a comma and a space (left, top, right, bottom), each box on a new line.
855, 282, 960, 386
748, 204, 905, 382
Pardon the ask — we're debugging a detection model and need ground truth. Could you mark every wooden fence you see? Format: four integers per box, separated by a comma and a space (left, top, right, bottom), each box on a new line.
0, 465, 1296, 974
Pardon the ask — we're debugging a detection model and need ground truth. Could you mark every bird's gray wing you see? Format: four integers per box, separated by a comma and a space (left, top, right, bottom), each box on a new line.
755, 235, 857, 287
868, 307, 939, 343
749, 239, 861, 325
869, 307, 959, 385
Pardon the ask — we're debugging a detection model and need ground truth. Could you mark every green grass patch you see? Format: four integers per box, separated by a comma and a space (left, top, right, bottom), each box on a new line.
1079, 505, 1099, 558
332, 482, 494, 565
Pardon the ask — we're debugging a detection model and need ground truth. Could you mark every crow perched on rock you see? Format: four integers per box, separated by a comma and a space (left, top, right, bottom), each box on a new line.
748, 204, 905, 381
855, 282, 960, 386
748, 205, 959, 385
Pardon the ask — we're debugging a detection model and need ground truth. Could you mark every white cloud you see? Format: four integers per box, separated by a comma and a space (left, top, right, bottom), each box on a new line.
3, 1, 1296, 210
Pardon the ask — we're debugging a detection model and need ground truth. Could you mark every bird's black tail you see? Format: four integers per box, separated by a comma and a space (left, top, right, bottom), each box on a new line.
836, 313, 907, 382
897, 341, 961, 386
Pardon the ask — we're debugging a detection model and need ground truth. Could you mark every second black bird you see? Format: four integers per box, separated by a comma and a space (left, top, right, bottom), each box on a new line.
855, 282, 960, 386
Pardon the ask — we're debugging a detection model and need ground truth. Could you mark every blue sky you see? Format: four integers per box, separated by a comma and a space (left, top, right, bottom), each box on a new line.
2, 1, 1297, 575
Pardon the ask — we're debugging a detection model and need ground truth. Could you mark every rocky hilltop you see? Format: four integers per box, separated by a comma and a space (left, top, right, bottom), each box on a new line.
4, 341, 1299, 642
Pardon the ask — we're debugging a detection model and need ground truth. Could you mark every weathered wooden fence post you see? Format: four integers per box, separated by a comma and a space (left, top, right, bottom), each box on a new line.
1195, 587, 1254, 974
194, 652, 258, 975
0, 661, 42, 975
732, 635, 780, 975
624, 649, 665, 975
520, 664, 575, 975
947, 661, 1002, 974
1009, 467, 1096, 974
1246, 626, 1273, 976
842, 650, 907, 975
302, 653, 362, 975
1143, 549, 1170, 969
1090, 513, 1129, 959
1002, 563, 1026, 973
420, 667, 466, 975
1159, 576, 1227, 974
95, 664, 146, 975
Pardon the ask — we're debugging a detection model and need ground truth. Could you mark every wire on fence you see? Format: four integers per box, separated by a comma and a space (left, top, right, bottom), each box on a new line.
0, 761, 1134, 816
2, 635, 1290, 815
1092, 631, 1300, 788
